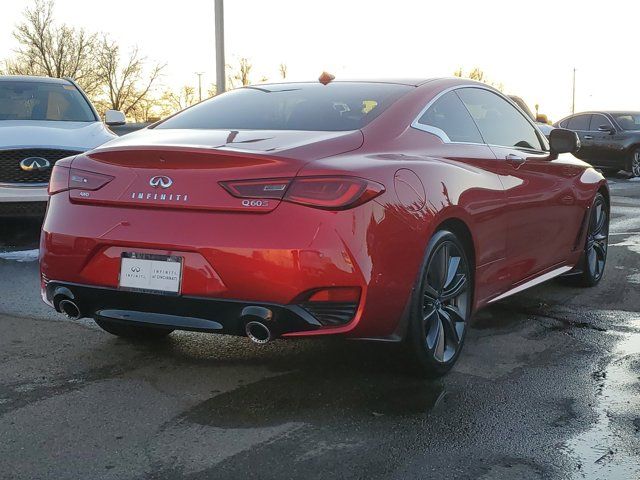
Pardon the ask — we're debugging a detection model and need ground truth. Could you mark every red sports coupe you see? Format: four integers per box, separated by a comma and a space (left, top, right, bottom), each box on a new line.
40, 78, 609, 376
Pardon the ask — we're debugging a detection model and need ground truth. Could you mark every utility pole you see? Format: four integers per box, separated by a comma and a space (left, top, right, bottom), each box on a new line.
215, 0, 225, 94
572, 68, 576, 114
195, 72, 204, 101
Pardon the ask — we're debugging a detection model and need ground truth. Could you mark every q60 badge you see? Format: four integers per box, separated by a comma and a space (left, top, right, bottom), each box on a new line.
242, 199, 269, 207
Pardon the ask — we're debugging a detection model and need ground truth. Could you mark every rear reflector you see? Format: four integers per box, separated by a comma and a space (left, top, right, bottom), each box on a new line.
220, 176, 384, 210
307, 287, 361, 303
48, 166, 113, 195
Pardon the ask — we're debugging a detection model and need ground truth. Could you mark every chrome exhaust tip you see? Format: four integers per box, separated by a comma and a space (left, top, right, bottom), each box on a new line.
245, 321, 272, 344
58, 299, 82, 320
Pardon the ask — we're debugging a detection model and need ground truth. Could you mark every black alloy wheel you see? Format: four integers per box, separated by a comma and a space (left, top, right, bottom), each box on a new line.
580, 193, 609, 286
407, 230, 471, 377
629, 148, 640, 178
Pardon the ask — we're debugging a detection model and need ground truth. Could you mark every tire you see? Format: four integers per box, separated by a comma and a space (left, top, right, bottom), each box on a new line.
628, 148, 640, 178
94, 318, 174, 340
405, 230, 472, 377
574, 192, 609, 287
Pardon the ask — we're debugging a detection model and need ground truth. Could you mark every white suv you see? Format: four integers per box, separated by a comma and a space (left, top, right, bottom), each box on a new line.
0, 75, 124, 216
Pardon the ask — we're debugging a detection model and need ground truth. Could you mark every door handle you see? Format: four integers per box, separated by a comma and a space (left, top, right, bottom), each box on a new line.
505, 154, 525, 167
583, 135, 593, 140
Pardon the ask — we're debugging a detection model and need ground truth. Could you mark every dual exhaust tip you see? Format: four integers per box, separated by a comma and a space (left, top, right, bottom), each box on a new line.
242, 305, 277, 344
58, 298, 82, 320
245, 321, 273, 344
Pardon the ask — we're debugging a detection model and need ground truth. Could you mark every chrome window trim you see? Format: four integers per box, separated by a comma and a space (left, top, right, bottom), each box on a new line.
589, 113, 614, 132
411, 84, 547, 153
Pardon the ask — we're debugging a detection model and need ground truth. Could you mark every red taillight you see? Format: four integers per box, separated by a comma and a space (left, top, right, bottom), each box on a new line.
48, 165, 70, 195
69, 168, 114, 191
285, 177, 384, 210
220, 176, 384, 210
47, 166, 113, 195
220, 178, 291, 199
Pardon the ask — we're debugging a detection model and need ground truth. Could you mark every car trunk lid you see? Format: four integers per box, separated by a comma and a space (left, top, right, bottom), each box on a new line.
68, 129, 363, 213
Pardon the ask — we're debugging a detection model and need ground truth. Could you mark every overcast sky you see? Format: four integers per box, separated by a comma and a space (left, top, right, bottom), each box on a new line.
1, 0, 637, 121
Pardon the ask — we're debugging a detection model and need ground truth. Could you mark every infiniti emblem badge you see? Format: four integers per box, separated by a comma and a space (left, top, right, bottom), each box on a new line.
20, 157, 51, 172
149, 175, 173, 189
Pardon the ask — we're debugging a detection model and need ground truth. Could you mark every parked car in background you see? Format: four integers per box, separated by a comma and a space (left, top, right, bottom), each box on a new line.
555, 111, 640, 177
0, 75, 125, 216
41, 78, 608, 377
508, 95, 553, 138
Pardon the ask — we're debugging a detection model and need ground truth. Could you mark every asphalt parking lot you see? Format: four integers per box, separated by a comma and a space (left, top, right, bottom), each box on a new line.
0, 175, 638, 480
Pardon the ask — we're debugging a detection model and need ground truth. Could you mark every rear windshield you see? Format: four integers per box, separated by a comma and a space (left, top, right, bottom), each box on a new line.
156, 82, 412, 131
612, 113, 640, 131
0, 80, 95, 122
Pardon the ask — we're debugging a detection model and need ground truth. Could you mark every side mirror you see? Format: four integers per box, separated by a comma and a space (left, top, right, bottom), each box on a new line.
597, 125, 615, 134
549, 128, 580, 155
536, 114, 549, 124
105, 110, 126, 126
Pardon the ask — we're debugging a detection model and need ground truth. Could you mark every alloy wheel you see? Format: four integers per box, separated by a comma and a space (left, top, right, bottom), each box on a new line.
422, 241, 470, 363
633, 150, 640, 177
586, 196, 608, 281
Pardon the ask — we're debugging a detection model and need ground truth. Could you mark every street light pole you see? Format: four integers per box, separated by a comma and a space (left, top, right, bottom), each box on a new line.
215, 0, 225, 94
195, 72, 204, 102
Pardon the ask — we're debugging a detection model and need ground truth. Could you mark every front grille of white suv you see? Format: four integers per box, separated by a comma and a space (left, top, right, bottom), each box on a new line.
0, 149, 81, 184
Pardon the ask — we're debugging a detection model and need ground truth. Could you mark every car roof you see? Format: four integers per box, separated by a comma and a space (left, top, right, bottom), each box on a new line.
0, 75, 73, 85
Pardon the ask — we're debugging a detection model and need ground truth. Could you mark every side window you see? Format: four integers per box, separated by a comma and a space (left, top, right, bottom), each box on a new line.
558, 119, 569, 128
416, 91, 483, 143
566, 114, 591, 131
589, 114, 613, 131
456, 88, 543, 151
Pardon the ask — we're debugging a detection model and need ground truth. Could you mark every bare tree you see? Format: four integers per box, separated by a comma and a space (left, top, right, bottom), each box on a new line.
453, 67, 503, 91
160, 85, 197, 116
5, 0, 101, 94
207, 83, 217, 98
279, 63, 288, 80
128, 96, 160, 123
227, 57, 252, 88
95, 38, 165, 116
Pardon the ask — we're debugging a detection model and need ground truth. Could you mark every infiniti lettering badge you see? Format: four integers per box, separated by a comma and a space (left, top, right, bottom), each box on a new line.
130, 175, 188, 203
149, 175, 173, 188
20, 157, 51, 172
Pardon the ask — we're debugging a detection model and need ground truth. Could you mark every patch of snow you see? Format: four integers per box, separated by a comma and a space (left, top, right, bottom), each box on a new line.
0, 249, 39, 262
610, 237, 640, 255
628, 273, 640, 284
629, 176, 640, 182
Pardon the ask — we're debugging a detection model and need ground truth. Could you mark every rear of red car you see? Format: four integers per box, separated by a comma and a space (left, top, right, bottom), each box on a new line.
40, 82, 418, 341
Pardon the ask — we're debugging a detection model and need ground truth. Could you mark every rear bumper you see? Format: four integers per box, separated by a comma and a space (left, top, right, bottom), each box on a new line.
45, 281, 323, 336
40, 193, 424, 339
